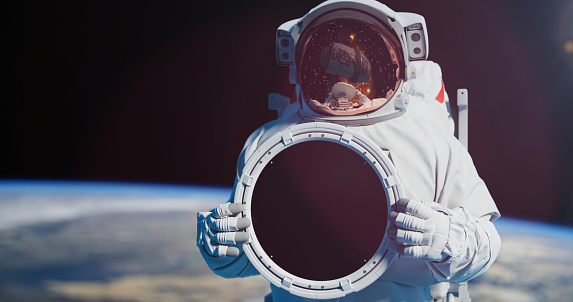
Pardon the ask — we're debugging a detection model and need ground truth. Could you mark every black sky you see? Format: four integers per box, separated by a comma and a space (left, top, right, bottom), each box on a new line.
3, 0, 573, 224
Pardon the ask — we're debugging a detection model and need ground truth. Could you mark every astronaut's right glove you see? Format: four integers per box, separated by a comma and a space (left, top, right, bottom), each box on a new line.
196, 203, 250, 257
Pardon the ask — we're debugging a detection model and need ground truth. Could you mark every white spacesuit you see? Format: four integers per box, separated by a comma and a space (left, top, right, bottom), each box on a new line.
197, 1, 501, 301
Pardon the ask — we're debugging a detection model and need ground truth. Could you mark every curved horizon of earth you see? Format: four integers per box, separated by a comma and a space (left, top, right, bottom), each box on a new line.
0, 180, 572, 302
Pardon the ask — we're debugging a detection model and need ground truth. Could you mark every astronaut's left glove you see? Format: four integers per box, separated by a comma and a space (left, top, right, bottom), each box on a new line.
388, 198, 467, 262
388, 198, 500, 282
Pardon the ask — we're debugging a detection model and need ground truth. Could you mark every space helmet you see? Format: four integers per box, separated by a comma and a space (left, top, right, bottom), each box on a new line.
276, 0, 429, 125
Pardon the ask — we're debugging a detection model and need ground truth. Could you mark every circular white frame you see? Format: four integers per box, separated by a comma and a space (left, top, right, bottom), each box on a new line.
234, 122, 404, 300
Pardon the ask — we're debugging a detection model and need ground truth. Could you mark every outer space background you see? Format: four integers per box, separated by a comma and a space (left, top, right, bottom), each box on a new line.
2, 0, 573, 301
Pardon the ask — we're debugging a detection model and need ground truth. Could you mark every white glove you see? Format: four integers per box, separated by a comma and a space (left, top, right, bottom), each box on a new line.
389, 198, 467, 262
197, 203, 251, 257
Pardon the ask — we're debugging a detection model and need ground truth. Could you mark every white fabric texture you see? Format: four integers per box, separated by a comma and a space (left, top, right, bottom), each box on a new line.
197, 211, 231, 257
392, 199, 452, 261
197, 204, 254, 274
403, 61, 455, 135
197, 61, 501, 300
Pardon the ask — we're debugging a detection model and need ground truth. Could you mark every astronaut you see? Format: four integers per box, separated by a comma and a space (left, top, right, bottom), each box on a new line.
322, 82, 373, 111
196, 0, 501, 301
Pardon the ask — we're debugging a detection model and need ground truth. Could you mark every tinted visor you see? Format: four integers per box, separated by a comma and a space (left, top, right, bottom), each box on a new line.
299, 18, 400, 116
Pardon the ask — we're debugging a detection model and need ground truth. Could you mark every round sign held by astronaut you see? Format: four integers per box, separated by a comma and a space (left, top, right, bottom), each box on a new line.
234, 122, 404, 300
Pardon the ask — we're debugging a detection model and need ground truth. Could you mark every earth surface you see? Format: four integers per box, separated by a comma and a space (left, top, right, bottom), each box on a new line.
0, 181, 572, 302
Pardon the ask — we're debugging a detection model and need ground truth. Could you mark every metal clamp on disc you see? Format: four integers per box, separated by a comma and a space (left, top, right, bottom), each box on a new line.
234, 122, 404, 300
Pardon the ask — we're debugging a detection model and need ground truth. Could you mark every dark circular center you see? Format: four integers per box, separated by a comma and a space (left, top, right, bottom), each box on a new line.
251, 140, 388, 281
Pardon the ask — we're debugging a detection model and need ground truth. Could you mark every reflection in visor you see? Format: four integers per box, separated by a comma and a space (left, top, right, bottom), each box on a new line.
320, 42, 371, 83
300, 19, 399, 115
